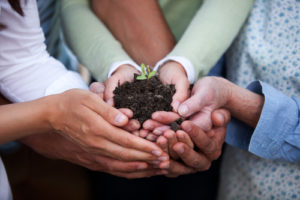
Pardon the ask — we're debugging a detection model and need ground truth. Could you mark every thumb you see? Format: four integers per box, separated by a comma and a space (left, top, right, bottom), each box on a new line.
178, 91, 206, 118
171, 78, 190, 112
90, 82, 105, 99
211, 109, 231, 127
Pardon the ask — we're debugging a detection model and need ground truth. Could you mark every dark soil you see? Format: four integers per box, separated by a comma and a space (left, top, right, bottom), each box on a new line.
113, 74, 182, 130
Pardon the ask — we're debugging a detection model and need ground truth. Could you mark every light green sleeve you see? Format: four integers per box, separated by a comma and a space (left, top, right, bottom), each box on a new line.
61, 0, 133, 82
168, 0, 255, 80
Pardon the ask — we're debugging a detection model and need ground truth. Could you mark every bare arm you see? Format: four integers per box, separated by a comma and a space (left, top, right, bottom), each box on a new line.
92, 0, 175, 67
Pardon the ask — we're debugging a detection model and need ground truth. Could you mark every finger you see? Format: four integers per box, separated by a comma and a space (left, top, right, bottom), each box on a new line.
176, 130, 194, 149
172, 78, 190, 112
104, 76, 120, 102
89, 82, 105, 99
139, 129, 149, 138
143, 119, 164, 130
189, 110, 213, 132
92, 155, 150, 173
211, 109, 231, 127
132, 130, 139, 137
112, 169, 168, 179
87, 137, 163, 162
181, 121, 216, 154
146, 133, 158, 142
152, 111, 180, 124
122, 119, 140, 132
178, 92, 207, 118
173, 143, 211, 171
88, 112, 165, 157
156, 136, 168, 153
164, 130, 179, 160
167, 160, 196, 177
153, 125, 170, 136
119, 108, 133, 118
84, 94, 129, 127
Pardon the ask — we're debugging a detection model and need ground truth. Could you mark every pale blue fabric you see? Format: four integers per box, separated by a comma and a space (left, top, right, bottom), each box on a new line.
218, 0, 300, 199
226, 81, 300, 162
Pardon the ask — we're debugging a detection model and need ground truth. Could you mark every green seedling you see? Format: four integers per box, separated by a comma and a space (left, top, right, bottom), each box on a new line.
136, 63, 156, 80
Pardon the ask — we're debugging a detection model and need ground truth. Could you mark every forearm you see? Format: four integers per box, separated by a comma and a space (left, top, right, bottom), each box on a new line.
0, 96, 54, 144
61, 0, 134, 81
169, 0, 254, 79
222, 78, 264, 128
92, 0, 175, 67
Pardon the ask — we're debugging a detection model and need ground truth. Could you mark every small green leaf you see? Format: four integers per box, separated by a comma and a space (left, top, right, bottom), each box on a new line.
140, 63, 146, 75
136, 74, 147, 80
148, 71, 156, 79
146, 65, 151, 75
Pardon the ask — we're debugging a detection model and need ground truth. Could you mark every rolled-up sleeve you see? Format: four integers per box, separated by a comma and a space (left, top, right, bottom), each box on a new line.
226, 81, 300, 162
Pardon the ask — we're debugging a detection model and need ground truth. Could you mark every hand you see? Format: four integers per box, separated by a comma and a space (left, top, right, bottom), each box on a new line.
104, 64, 140, 105
21, 134, 168, 179
158, 61, 190, 111
47, 89, 166, 162
177, 77, 230, 131
90, 82, 140, 132
172, 109, 230, 170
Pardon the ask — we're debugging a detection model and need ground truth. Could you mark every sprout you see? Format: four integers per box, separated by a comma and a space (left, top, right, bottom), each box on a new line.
136, 63, 156, 80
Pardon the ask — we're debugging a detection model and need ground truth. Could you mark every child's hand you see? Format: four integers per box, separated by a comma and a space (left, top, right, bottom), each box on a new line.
158, 61, 190, 112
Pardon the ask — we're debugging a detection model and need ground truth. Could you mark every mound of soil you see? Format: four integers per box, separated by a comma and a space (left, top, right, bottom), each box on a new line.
113, 74, 181, 130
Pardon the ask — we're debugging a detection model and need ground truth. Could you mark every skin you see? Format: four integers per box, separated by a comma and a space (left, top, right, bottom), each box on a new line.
0, 84, 172, 178
178, 76, 265, 128
93, 0, 190, 113
91, 0, 231, 176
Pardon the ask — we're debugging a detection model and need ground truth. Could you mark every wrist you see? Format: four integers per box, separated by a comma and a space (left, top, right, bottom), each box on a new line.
42, 94, 61, 132
113, 64, 140, 76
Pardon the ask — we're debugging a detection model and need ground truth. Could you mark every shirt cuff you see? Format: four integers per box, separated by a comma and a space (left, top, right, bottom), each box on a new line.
153, 56, 195, 84
248, 81, 300, 161
107, 60, 142, 78
45, 71, 88, 96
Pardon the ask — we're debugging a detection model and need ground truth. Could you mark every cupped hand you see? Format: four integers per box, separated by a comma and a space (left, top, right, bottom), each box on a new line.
177, 76, 231, 131
104, 64, 140, 105
21, 133, 167, 179
158, 61, 190, 112
172, 109, 230, 171
47, 89, 166, 162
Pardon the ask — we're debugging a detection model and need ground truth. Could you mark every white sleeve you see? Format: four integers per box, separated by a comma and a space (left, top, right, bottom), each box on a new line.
0, 0, 87, 103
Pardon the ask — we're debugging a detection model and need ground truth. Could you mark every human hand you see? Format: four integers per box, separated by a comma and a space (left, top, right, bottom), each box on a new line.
104, 64, 140, 105
172, 109, 230, 171
158, 61, 190, 111
21, 133, 168, 179
90, 82, 140, 132
178, 76, 231, 131
47, 89, 167, 162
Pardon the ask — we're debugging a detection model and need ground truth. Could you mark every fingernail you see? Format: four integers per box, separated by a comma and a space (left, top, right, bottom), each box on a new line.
137, 164, 147, 170
152, 150, 162, 156
90, 82, 105, 94
152, 113, 161, 121
217, 113, 225, 125
178, 104, 189, 116
176, 146, 184, 154
158, 156, 168, 161
182, 123, 192, 132
153, 129, 162, 135
178, 133, 184, 140
172, 100, 180, 112
115, 114, 127, 124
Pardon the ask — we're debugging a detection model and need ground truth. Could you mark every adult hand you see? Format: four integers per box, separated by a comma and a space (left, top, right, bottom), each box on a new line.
172, 109, 230, 170
158, 61, 190, 111
177, 76, 230, 131
47, 89, 166, 162
104, 64, 140, 105
90, 82, 140, 132
21, 134, 167, 179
